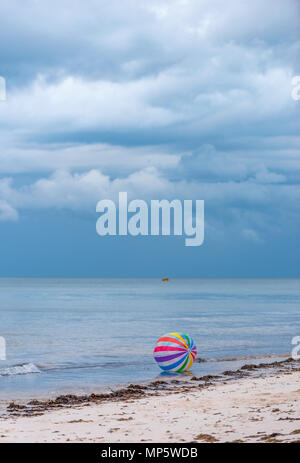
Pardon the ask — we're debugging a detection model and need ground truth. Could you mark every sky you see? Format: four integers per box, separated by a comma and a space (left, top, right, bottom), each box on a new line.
0, 0, 299, 277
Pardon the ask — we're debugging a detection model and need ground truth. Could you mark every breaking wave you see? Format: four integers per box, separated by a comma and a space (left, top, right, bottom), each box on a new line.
0, 363, 41, 377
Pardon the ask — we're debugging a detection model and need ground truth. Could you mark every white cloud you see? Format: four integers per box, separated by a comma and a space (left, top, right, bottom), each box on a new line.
0, 0, 299, 247
0, 199, 18, 222
0, 167, 175, 211
253, 167, 286, 184
0, 0, 298, 143
0, 63, 294, 139
0, 167, 299, 246
0, 142, 180, 175
242, 228, 262, 243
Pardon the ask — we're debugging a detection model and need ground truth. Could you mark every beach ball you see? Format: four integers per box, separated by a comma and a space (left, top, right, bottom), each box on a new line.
153, 332, 197, 372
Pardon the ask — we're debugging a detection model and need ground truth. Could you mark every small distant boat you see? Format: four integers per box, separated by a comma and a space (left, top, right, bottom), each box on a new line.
162, 278, 169, 282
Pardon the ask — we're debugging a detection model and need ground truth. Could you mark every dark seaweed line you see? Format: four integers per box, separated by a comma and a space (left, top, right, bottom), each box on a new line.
4, 357, 299, 419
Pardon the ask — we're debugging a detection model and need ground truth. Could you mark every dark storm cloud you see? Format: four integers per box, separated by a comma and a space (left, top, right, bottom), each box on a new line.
0, 0, 299, 257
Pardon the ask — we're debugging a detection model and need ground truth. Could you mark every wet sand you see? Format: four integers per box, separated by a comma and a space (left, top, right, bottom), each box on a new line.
0, 358, 299, 443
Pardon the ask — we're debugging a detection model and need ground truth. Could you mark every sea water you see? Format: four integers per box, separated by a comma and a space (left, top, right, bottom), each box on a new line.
0, 278, 299, 400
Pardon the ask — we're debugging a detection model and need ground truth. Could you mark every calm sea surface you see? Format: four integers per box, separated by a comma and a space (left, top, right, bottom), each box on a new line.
0, 278, 299, 399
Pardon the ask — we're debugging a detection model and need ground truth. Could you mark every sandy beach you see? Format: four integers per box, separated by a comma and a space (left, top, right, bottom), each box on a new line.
0, 359, 299, 443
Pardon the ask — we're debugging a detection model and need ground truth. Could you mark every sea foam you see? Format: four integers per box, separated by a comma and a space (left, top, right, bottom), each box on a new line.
0, 363, 41, 377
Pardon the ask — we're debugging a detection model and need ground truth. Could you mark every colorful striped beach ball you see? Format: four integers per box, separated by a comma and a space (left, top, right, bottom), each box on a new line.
153, 332, 197, 372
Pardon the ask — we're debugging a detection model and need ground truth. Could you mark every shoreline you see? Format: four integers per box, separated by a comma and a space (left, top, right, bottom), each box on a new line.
1, 355, 294, 412
0, 352, 290, 403
0, 357, 299, 443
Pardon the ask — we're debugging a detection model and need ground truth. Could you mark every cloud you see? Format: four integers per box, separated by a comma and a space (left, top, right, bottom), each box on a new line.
0, 1, 298, 147
0, 168, 171, 211
0, 166, 299, 248
1, 1, 299, 85
0, 142, 180, 175
252, 167, 286, 184
0, 199, 18, 222
0, 0, 299, 251
178, 144, 297, 184
242, 228, 262, 243
0, 60, 296, 143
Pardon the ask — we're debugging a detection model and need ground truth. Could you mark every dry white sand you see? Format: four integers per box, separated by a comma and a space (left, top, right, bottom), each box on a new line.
0, 369, 299, 443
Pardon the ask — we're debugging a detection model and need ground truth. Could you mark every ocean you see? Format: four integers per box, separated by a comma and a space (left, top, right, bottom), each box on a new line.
0, 278, 299, 400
